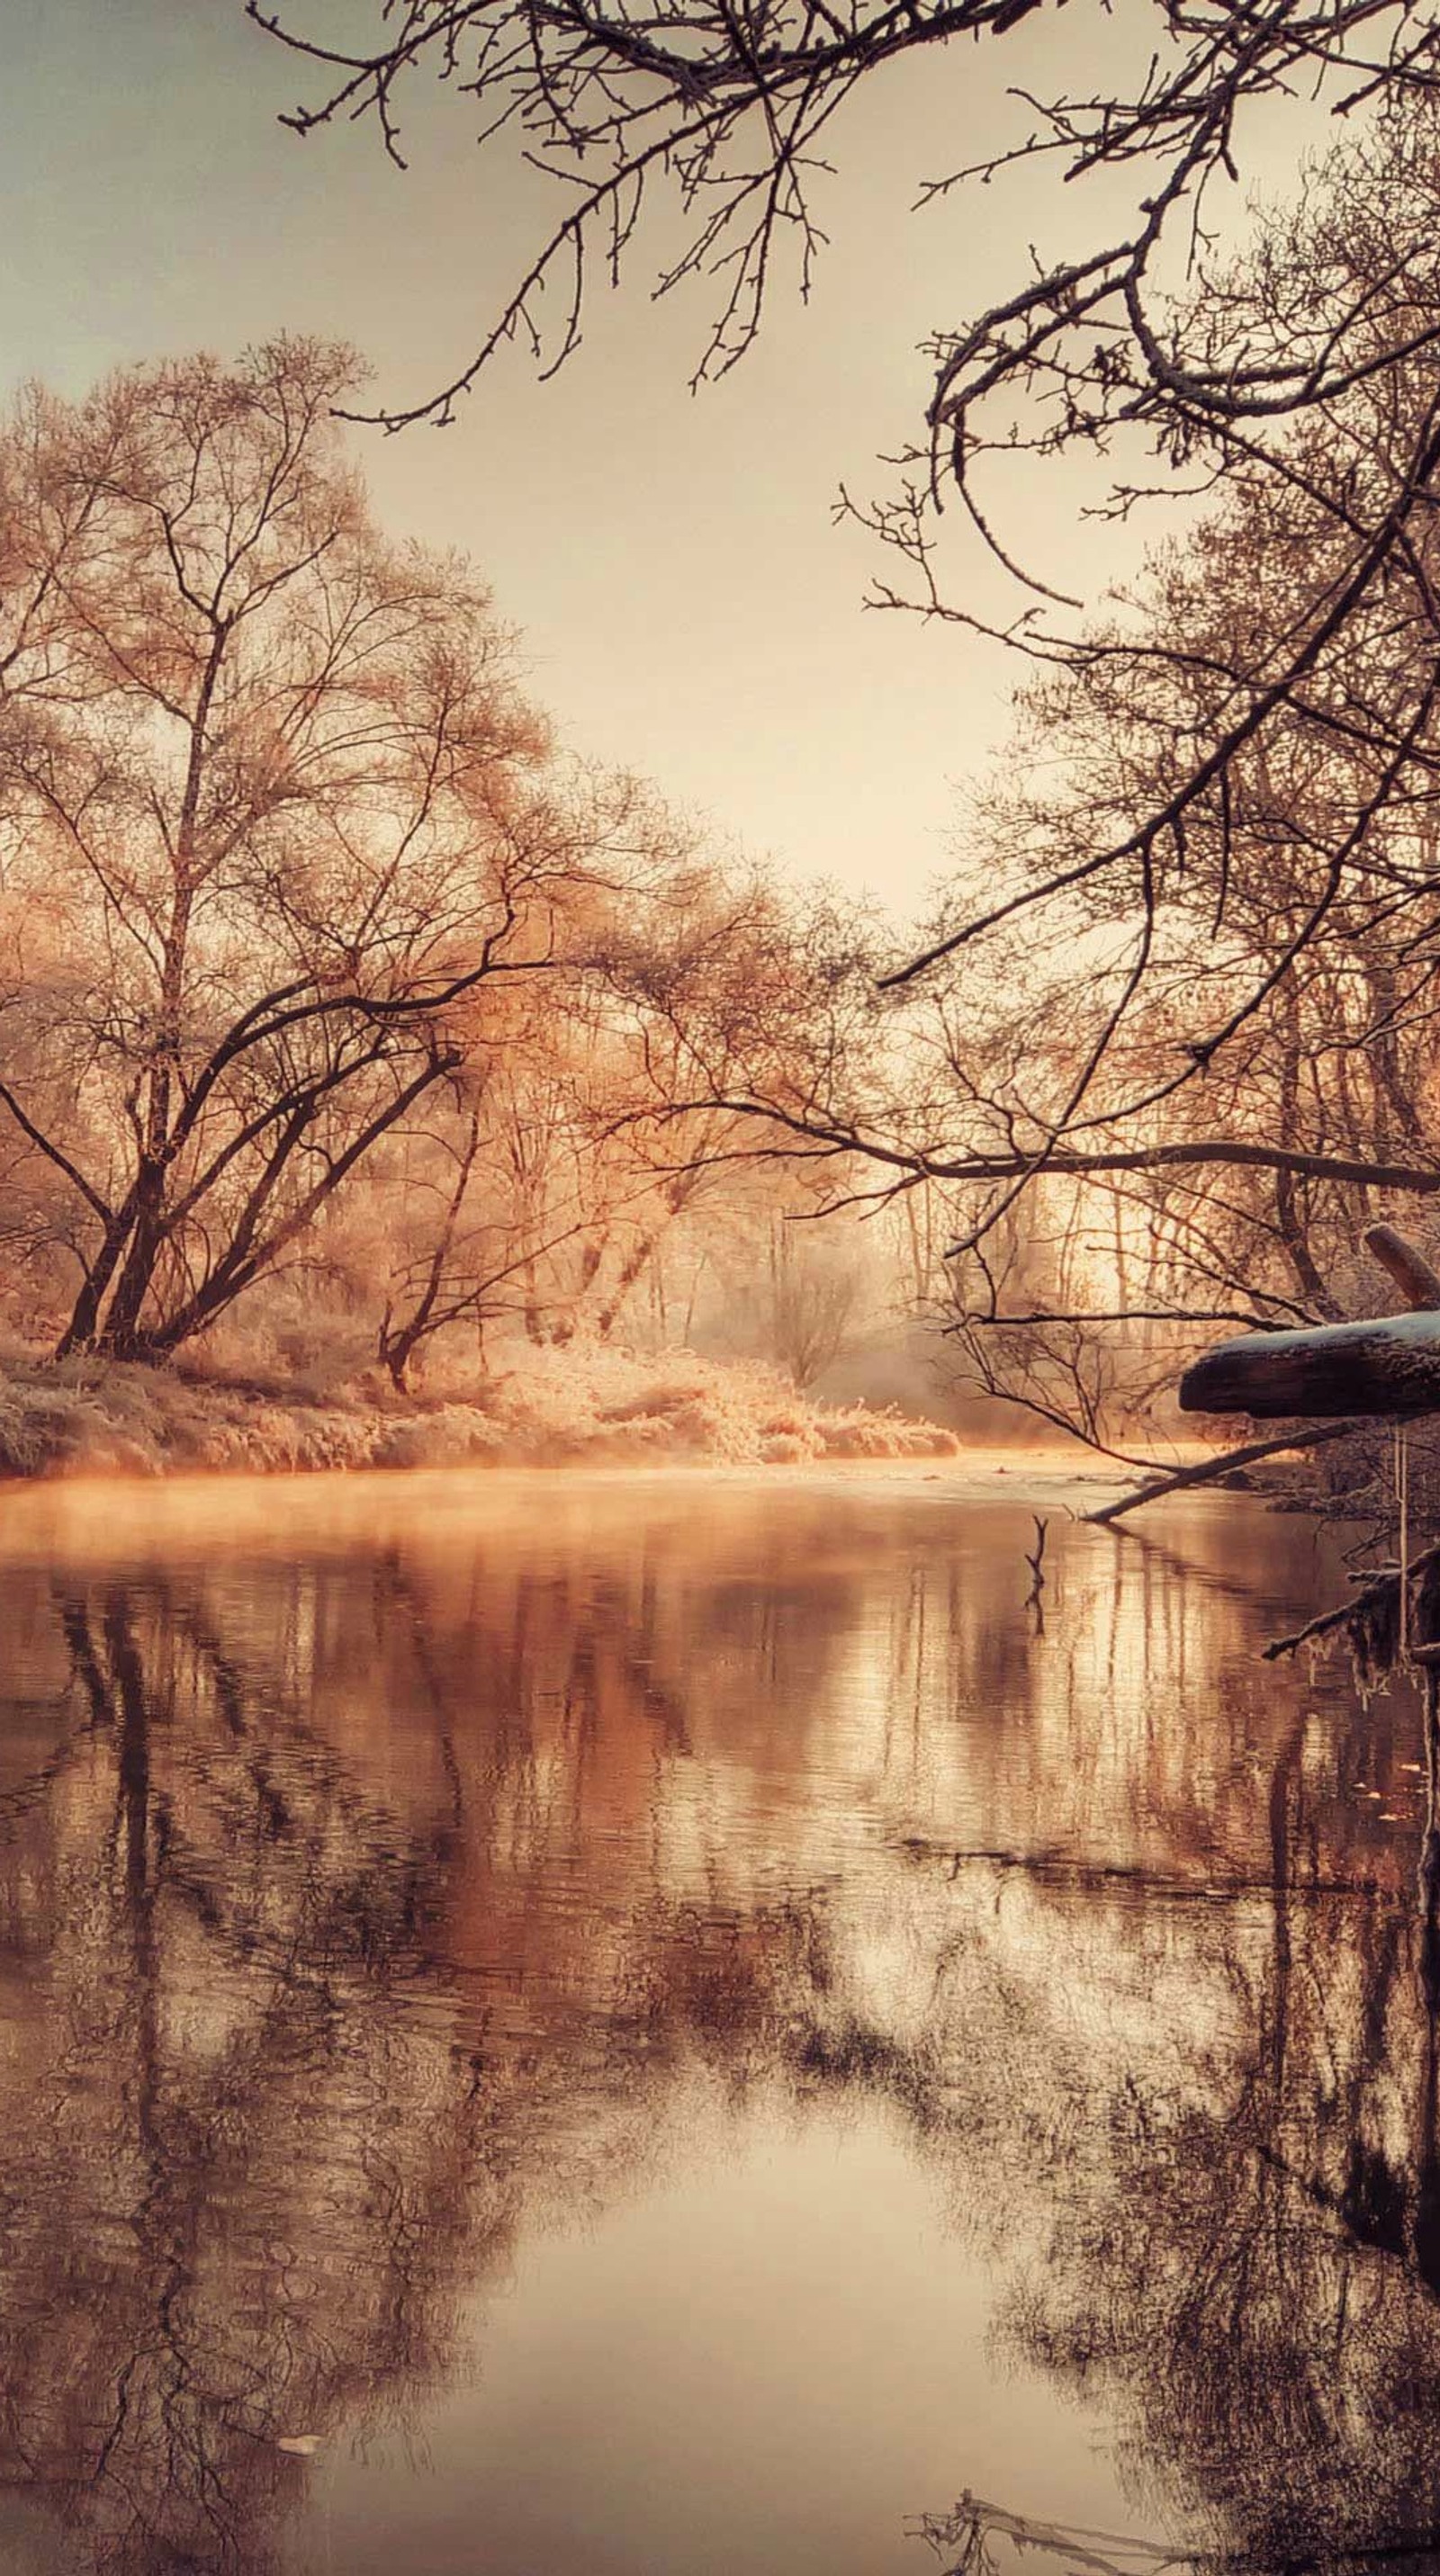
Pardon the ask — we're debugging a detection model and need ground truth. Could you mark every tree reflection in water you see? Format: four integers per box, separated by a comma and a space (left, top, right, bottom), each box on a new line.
0, 1477, 1437, 2572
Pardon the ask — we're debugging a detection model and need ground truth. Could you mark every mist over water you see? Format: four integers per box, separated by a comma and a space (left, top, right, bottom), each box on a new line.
0, 1467, 1431, 2575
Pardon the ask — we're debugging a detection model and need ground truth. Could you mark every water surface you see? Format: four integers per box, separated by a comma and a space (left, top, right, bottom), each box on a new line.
0, 1464, 1430, 2575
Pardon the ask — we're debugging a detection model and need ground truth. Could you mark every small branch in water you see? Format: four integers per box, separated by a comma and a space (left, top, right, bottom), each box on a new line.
908, 2490, 1226, 2576
910, 2486, 1440, 2576
1084, 1421, 1359, 1527
1023, 1514, 1048, 1614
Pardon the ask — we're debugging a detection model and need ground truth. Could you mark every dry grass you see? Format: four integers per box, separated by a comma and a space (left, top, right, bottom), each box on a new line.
0, 1344, 958, 1483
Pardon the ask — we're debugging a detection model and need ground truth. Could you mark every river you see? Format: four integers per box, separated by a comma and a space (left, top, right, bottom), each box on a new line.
0, 1462, 1429, 2575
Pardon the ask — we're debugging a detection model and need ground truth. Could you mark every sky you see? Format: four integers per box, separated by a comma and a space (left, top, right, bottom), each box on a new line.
0, 2, 1327, 926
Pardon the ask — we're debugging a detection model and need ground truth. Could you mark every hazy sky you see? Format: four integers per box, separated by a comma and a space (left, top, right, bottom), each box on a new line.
1, 3, 1322, 923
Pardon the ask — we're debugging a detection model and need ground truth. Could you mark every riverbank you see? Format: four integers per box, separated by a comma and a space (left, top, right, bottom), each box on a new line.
0, 1347, 961, 1481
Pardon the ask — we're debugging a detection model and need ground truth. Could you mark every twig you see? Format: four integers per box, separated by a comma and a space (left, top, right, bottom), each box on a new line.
1023, 1513, 1048, 1611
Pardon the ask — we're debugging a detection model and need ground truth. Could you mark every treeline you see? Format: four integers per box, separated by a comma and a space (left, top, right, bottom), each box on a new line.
0, 338, 928, 1411
22, 97, 1440, 1479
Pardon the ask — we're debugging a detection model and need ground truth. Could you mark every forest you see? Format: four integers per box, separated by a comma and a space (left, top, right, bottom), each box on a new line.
10, 21, 1440, 1504
0, 340, 957, 1471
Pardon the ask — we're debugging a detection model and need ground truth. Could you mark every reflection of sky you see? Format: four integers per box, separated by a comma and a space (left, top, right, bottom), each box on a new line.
0, 8, 1346, 911
310, 2087, 1148, 2576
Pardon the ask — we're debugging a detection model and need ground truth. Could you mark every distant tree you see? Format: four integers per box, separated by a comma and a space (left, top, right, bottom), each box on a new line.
372, 854, 832, 1384
766, 1218, 866, 1390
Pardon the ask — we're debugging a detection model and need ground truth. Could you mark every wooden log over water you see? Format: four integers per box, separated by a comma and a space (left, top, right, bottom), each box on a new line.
1179, 1310, 1440, 1418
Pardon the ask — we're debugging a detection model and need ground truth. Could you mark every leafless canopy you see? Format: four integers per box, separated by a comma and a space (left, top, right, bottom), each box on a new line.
249, 1, 1440, 1028
251, 0, 1440, 430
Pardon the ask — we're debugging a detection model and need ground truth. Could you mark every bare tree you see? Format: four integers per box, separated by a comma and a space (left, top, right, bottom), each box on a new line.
766, 1216, 866, 1388
490, 119, 1440, 1479
0, 340, 631, 1363
368, 848, 813, 1382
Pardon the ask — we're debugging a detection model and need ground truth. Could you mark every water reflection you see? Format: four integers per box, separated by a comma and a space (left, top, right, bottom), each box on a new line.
0, 1469, 1434, 2572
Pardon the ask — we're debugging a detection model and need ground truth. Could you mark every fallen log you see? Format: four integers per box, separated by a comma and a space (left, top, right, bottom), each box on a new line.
1180, 1309, 1440, 1418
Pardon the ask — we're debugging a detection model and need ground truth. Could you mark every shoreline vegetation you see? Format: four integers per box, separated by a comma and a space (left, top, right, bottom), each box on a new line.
0, 1346, 962, 1484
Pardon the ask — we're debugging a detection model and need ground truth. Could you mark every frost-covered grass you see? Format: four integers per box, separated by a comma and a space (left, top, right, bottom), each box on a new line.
0, 1343, 959, 1482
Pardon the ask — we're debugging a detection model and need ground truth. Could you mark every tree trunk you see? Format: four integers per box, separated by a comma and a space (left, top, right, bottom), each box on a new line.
55, 1208, 139, 1359
94, 1172, 167, 1357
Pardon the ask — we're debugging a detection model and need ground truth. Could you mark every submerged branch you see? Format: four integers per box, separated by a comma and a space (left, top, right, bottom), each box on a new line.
911, 2488, 1440, 2576
1084, 1423, 1360, 1528
896, 1837, 1390, 1906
